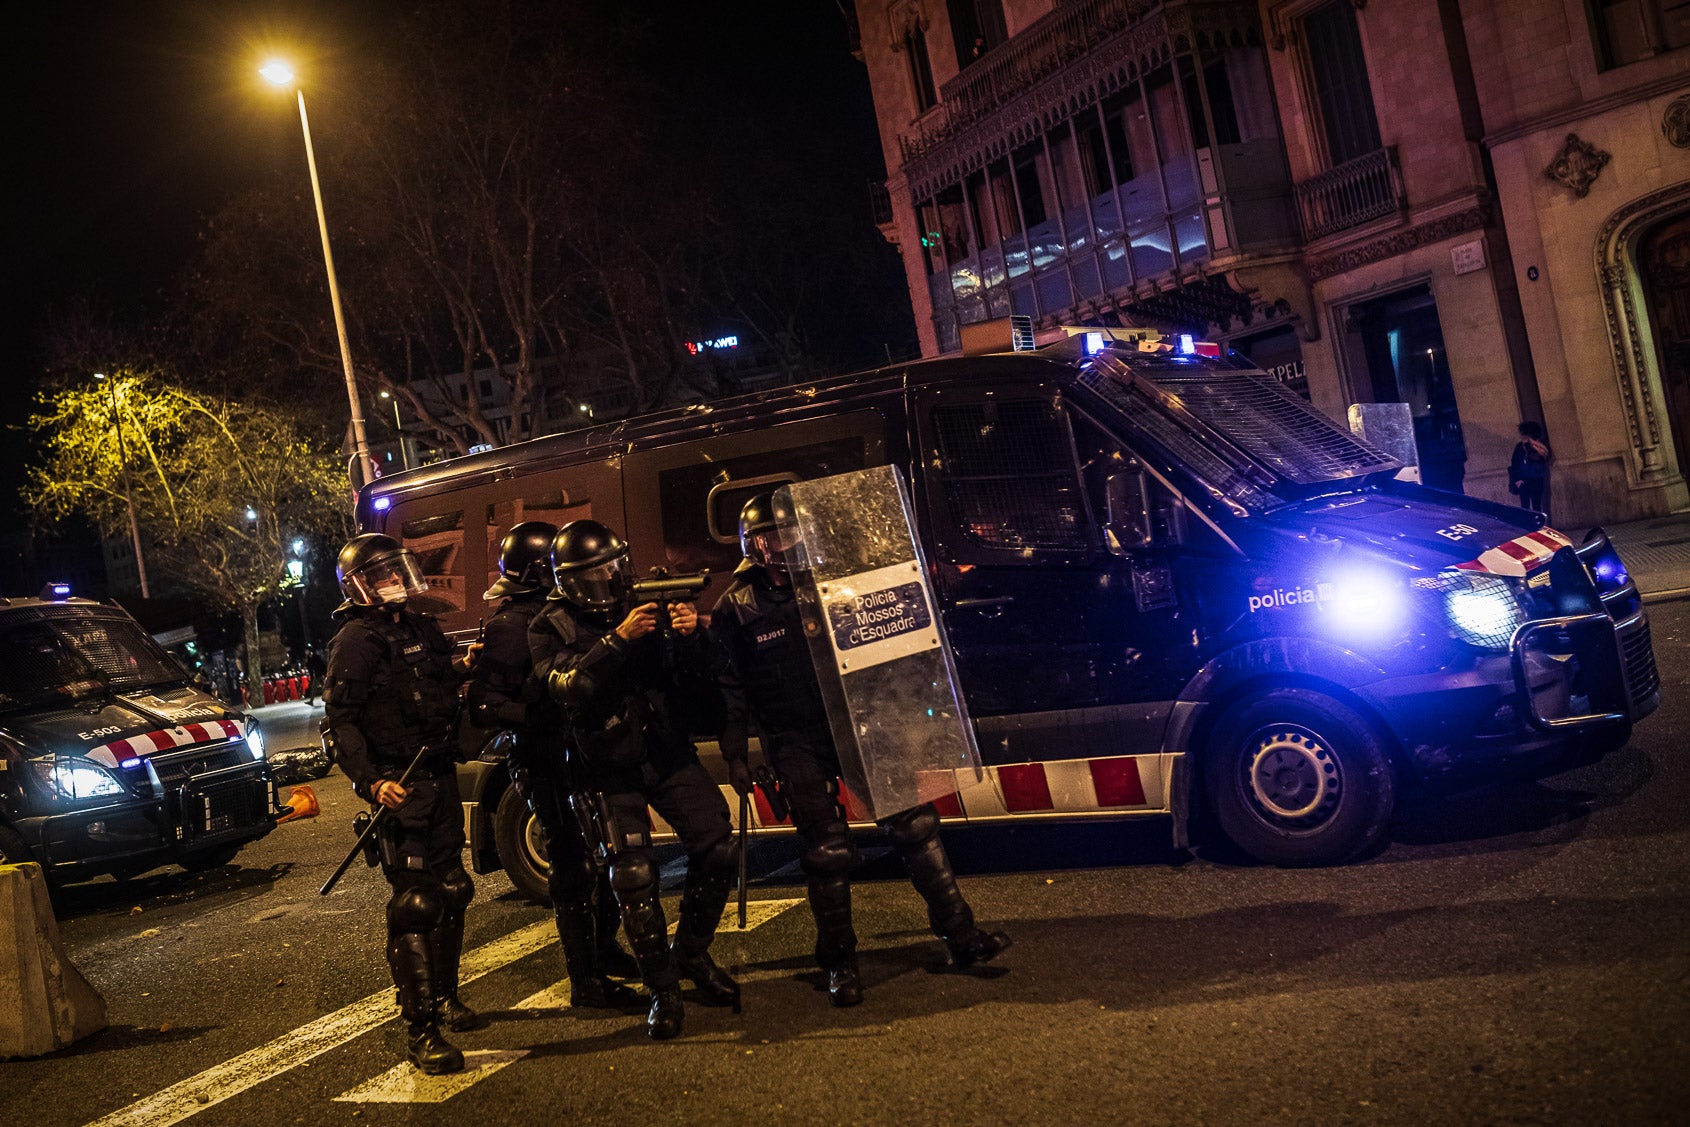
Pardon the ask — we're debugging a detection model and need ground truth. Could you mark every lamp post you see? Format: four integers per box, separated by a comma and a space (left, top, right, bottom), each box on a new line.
93, 373, 150, 598
288, 538, 312, 651
379, 390, 412, 470
259, 59, 376, 487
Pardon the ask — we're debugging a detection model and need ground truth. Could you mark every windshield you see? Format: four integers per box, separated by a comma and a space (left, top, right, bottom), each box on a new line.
0, 608, 188, 712
1078, 351, 1400, 513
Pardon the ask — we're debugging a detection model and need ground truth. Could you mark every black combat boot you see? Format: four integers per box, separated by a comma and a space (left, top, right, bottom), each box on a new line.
555, 888, 642, 1009
826, 957, 864, 1007
391, 933, 464, 1074
898, 828, 1012, 969
406, 1019, 465, 1074
670, 944, 739, 1006
672, 863, 738, 1006
428, 914, 483, 1031
647, 985, 685, 1041
809, 872, 861, 1006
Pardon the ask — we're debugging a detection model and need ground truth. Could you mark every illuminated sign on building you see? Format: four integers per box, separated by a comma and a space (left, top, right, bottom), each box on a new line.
686, 335, 739, 355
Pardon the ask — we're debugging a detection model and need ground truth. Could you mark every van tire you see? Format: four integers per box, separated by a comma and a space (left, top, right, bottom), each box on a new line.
492, 785, 552, 906
1204, 688, 1394, 866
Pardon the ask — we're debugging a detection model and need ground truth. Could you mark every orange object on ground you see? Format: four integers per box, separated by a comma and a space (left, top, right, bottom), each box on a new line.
278, 784, 320, 823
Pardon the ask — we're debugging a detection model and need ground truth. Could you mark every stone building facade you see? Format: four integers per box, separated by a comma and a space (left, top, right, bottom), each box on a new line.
854, 0, 1689, 526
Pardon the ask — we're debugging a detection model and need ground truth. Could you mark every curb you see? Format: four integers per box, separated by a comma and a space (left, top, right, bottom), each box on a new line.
1642, 586, 1690, 605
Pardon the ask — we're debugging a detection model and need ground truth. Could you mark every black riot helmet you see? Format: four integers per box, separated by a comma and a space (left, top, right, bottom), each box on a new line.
739, 492, 797, 574
336, 533, 429, 607
484, 521, 559, 601
550, 520, 630, 610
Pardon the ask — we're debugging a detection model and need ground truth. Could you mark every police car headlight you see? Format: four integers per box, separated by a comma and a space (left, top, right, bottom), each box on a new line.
246, 726, 266, 760
1414, 572, 1525, 650
33, 758, 126, 800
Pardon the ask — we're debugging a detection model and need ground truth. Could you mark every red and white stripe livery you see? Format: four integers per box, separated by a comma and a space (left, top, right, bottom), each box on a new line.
1454, 527, 1572, 578
85, 719, 246, 769
661, 753, 1177, 836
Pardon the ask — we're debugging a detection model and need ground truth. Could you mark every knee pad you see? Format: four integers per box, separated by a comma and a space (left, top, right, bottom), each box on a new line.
387, 883, 444, 934
608, 851, 657, 897
882, 803, 940, 849
696, 833, 739, 880
439, 867, 474, 914
800, 821, 855, 877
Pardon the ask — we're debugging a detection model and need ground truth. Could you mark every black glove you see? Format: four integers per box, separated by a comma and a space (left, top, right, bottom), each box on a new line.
726, 758, 754, 797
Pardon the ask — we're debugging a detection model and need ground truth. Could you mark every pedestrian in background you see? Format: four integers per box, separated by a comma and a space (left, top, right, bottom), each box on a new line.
1510, 421, 1553, 517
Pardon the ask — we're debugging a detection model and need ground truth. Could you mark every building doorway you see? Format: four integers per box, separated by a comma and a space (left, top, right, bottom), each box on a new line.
1640, 214, 1690, 480
1345, 285, 1468, 492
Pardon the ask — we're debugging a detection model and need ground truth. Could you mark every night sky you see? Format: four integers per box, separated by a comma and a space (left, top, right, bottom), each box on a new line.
3, 1, 892, 521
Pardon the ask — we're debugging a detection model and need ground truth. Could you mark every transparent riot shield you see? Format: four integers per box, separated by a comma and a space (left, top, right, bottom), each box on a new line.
772, 465, 983, 821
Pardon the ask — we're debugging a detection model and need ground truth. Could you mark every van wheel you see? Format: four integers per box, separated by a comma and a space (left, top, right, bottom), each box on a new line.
179, 844, 242, 872
1204, 688, 1394, 866
492, 785, 552, 906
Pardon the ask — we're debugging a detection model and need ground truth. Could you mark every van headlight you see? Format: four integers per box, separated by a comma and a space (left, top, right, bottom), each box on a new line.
1413, 572, 1526, 650
246, 725, 266, 761
32, 757, 126, 800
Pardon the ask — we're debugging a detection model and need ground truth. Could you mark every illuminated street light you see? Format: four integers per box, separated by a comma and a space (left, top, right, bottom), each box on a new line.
260, 58, 376, 487
93, 373, 150, 598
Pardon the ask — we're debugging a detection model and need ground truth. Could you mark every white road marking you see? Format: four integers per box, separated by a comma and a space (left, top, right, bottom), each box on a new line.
332, 1051, 529, 1104
516, 897, 806, 1011
86, 898, 807, 1126
82, 920, 555, 1127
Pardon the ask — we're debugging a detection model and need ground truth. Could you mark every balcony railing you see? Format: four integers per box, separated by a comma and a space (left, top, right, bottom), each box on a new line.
900, 0, 1160, 165
1294, 147, 1404, 242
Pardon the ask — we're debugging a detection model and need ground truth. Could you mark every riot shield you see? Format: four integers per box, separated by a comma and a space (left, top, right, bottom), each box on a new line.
773, 465, 982, 821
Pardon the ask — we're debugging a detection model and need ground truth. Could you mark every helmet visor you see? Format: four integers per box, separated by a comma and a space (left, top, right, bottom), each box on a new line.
343, 551, 430, 607
557, 556, 628, 610
743, 527, 799, 572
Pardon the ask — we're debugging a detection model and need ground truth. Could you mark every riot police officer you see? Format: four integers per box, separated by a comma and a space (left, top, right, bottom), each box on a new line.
321, 533, 482, 1074
467, 521, 640, 1009
529, 519, 739, 1041
712, 493, 1009, 1007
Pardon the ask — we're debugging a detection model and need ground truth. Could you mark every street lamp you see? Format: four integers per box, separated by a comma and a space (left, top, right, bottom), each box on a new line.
288, 538, 312, 651
259, 59, 376, 487
379, 390, 412, 470
93, 373, 150, 598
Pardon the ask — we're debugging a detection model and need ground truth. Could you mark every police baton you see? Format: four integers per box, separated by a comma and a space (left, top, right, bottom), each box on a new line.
737, 790, 750, 930
318, 742, 433, 896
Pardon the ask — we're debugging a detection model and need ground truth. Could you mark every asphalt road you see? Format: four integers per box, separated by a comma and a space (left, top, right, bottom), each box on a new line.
5, 604, 1689, 1126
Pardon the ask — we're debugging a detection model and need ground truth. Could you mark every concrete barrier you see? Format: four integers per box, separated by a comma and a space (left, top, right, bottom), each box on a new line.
0, 861, 106, 1058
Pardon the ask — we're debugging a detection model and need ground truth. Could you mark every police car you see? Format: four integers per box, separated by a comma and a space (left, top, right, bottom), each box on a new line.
357, 330, 1659, 876
0, 588, 284, 883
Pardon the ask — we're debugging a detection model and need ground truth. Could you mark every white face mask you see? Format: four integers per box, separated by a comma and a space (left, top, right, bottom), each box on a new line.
374, 582, 409, 605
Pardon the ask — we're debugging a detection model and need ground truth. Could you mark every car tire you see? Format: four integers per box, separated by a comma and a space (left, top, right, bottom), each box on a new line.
492, 784, 552, 906
178, 844, 242, 872
1204, 687, 1395, 867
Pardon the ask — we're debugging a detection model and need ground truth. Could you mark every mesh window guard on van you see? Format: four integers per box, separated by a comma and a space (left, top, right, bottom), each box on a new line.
1078, 357, 1397, 506
930, 399, 1091, 551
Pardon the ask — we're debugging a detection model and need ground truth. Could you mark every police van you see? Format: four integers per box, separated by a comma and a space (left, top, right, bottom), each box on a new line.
0, 589, 284, 884
356, 332, 1658, 885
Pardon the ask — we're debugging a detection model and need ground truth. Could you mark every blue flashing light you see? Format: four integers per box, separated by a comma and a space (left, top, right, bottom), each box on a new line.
1177, 334, 1195, 355
373, 496, 392, 512
120, 757, 141, 769
468, 443, 494, 455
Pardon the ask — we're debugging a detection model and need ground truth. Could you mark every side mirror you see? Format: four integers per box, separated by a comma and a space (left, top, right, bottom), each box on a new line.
1105, 470, 1154, 553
